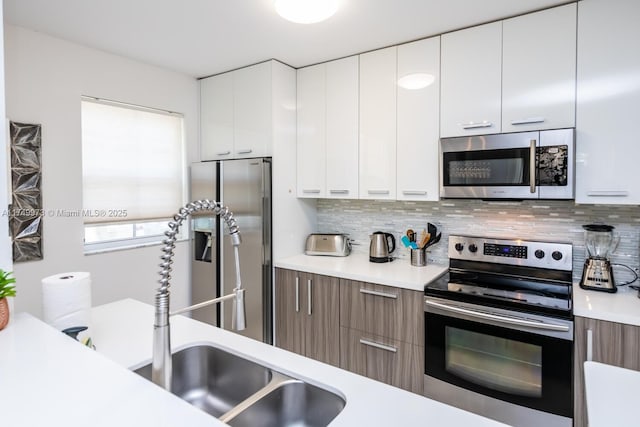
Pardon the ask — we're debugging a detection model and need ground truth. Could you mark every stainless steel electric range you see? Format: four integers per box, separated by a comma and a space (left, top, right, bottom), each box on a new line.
424, 235, 573, 427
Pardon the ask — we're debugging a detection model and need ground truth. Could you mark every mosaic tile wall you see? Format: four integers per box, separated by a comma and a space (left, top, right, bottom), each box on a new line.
317, 199, 640, 283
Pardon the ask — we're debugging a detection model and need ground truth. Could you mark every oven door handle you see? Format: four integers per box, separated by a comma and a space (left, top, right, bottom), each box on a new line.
425, 300, 570, 332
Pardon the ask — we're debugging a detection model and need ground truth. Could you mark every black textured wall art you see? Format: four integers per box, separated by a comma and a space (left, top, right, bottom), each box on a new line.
9, 121, 43, 262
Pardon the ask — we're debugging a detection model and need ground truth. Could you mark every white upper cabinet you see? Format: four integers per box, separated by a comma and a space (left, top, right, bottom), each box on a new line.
297, 64, 327, 197
441, 4, 577, 138
396, 37, 440, 201
359, 46, 397, 200
576, 0, 640, 204
325, 56, 359, 199
200, 71, 234, 160
201, 61, 274, 160
296, 57, 359, 199
502, 3, 577, 133
233, 62, 272, 158
440, 22, 502, 138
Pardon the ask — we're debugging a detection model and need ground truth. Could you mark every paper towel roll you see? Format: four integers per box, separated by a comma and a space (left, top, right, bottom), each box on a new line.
42, 272, 93, 345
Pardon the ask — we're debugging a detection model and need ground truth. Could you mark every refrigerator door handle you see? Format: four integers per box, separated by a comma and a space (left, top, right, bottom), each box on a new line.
307, 279, 312, 316
295, 276, 300, 313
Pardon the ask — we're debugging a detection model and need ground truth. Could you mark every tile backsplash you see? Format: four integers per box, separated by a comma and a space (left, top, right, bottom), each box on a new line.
316, 199, 640, 283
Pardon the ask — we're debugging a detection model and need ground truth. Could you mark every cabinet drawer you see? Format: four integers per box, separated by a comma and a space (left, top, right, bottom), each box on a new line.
340, 279, 423, 345
340, 327, 423, 394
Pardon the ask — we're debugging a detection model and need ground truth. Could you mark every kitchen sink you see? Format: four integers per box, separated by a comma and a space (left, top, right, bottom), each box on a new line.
226, 380, 346, 427
134, 345, 272, 417
134, 344, 346, 426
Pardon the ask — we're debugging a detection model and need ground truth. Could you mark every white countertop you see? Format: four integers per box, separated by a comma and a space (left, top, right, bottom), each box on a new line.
584, 361, 640, 427
0, 298, 507, 427
573, 284, 640, 326
274, 253, 448, 291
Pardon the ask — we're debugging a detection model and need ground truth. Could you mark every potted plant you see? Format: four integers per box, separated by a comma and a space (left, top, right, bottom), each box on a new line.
0, 269, 16, 330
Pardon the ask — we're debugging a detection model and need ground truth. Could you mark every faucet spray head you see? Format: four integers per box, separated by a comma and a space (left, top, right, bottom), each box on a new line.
232, 288, 246, 331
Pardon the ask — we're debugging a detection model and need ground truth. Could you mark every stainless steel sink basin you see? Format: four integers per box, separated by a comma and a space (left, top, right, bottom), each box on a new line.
135, 344, 345, 426
226, 380, 346, 427
135, 345, 272, 417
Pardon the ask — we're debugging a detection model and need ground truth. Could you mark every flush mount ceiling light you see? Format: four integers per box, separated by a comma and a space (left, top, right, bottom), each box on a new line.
397, 73, 436, 90
274, 0, 340, 24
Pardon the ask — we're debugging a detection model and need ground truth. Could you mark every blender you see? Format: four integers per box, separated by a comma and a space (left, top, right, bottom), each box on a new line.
580, 224, 618, 293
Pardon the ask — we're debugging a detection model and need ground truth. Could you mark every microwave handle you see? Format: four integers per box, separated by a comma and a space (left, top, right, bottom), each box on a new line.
530, 139, 536, 194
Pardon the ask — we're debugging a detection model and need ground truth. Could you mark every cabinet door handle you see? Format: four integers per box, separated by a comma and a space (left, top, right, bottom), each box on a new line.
367, 190, 390, 195
530, 139, 537, 194
216, 151, 231, 156
302, 189, 321, 194
329, 190, 349, 194
586, 191, 629, 197
586, 329, 593, 362
307, 279, 312, 316
402, 190, 427, 196
511, 117, 545, 125
461, 122, 493, 129
236, 148, 253, 154
295, 276, 300, 313
359, 288, 398, 299
359, 338, 397, 353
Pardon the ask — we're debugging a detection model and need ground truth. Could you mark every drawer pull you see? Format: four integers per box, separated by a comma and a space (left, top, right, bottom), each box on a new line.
359, 288, 398, 299
461, 122, 493, 130
302, 189, 321, 194
367, 190, 390, 195
359, 338, 397, 353
402, 190, 427, 196
216, 151, 231, 156
295, 277, 300, 313
236, 148, 253, 155
511, 117, 545, 125
586, 191, 629, 197
329, 190, 349, 194
307, 279, 312, 316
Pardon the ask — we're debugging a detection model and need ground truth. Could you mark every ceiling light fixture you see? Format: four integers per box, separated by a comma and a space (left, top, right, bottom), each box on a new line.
397, 73, 436, 90
274, 0, 340, 24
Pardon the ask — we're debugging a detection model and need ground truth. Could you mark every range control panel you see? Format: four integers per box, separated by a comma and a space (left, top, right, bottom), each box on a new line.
449, 235, 573, 271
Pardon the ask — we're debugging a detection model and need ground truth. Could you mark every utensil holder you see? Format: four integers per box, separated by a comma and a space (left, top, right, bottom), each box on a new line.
410, 248, 427, 267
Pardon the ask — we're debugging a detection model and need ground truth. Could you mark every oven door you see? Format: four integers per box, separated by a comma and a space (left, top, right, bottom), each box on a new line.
424, 297, 573, 420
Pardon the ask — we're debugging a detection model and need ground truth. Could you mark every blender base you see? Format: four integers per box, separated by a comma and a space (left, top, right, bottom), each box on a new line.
580, 259, 617, 293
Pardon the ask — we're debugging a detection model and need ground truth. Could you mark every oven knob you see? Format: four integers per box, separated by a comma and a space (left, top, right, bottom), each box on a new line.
552, 251, 563, 261
534, 249, 545, 259
454, 243, 464, 252
468, 244, 478, 253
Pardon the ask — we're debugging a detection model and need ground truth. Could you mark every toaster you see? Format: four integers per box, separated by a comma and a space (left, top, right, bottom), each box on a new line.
305, 234, 351, 257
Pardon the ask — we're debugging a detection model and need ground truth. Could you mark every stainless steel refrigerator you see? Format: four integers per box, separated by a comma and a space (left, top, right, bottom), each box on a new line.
190, 158, 272, 344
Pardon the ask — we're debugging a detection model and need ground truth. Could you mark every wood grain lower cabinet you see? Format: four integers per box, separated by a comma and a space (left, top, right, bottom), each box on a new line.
340, 279, 424, 345
574, 316, 640, 427
339, 278, 424, 394
274, 268, 340, 366
340, 327, 424, 394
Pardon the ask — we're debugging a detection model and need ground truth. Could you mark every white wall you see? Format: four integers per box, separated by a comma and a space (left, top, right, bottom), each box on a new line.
4, 25, 199, 317
0, 4, 11, 272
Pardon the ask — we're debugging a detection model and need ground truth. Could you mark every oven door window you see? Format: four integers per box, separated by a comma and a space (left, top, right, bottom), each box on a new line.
425, 312, 572, 417
443, 148, 531, 187
446, 327, 541, 397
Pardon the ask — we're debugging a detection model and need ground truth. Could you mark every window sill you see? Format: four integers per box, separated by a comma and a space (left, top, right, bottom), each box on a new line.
84, 237, 188, 256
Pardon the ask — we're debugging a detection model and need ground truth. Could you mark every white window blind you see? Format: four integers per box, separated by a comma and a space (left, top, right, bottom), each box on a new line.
81, 98, 185, 225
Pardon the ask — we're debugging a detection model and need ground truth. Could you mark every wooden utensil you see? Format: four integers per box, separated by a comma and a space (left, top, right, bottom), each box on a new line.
419, 232, 431, 249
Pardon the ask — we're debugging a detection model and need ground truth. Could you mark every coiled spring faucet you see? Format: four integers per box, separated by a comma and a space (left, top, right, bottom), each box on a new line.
152, 199, 246, 390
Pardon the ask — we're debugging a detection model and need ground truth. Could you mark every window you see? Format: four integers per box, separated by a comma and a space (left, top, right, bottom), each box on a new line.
81, 97, 186, 252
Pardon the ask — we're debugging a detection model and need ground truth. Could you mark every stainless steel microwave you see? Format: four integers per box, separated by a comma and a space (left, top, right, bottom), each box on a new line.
439, 128, 575, 200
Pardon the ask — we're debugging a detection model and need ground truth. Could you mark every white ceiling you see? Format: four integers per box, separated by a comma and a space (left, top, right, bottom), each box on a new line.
4, 0, 570, 78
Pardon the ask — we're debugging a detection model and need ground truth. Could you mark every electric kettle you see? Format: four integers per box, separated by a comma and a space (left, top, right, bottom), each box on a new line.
369, 231, 396, 263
